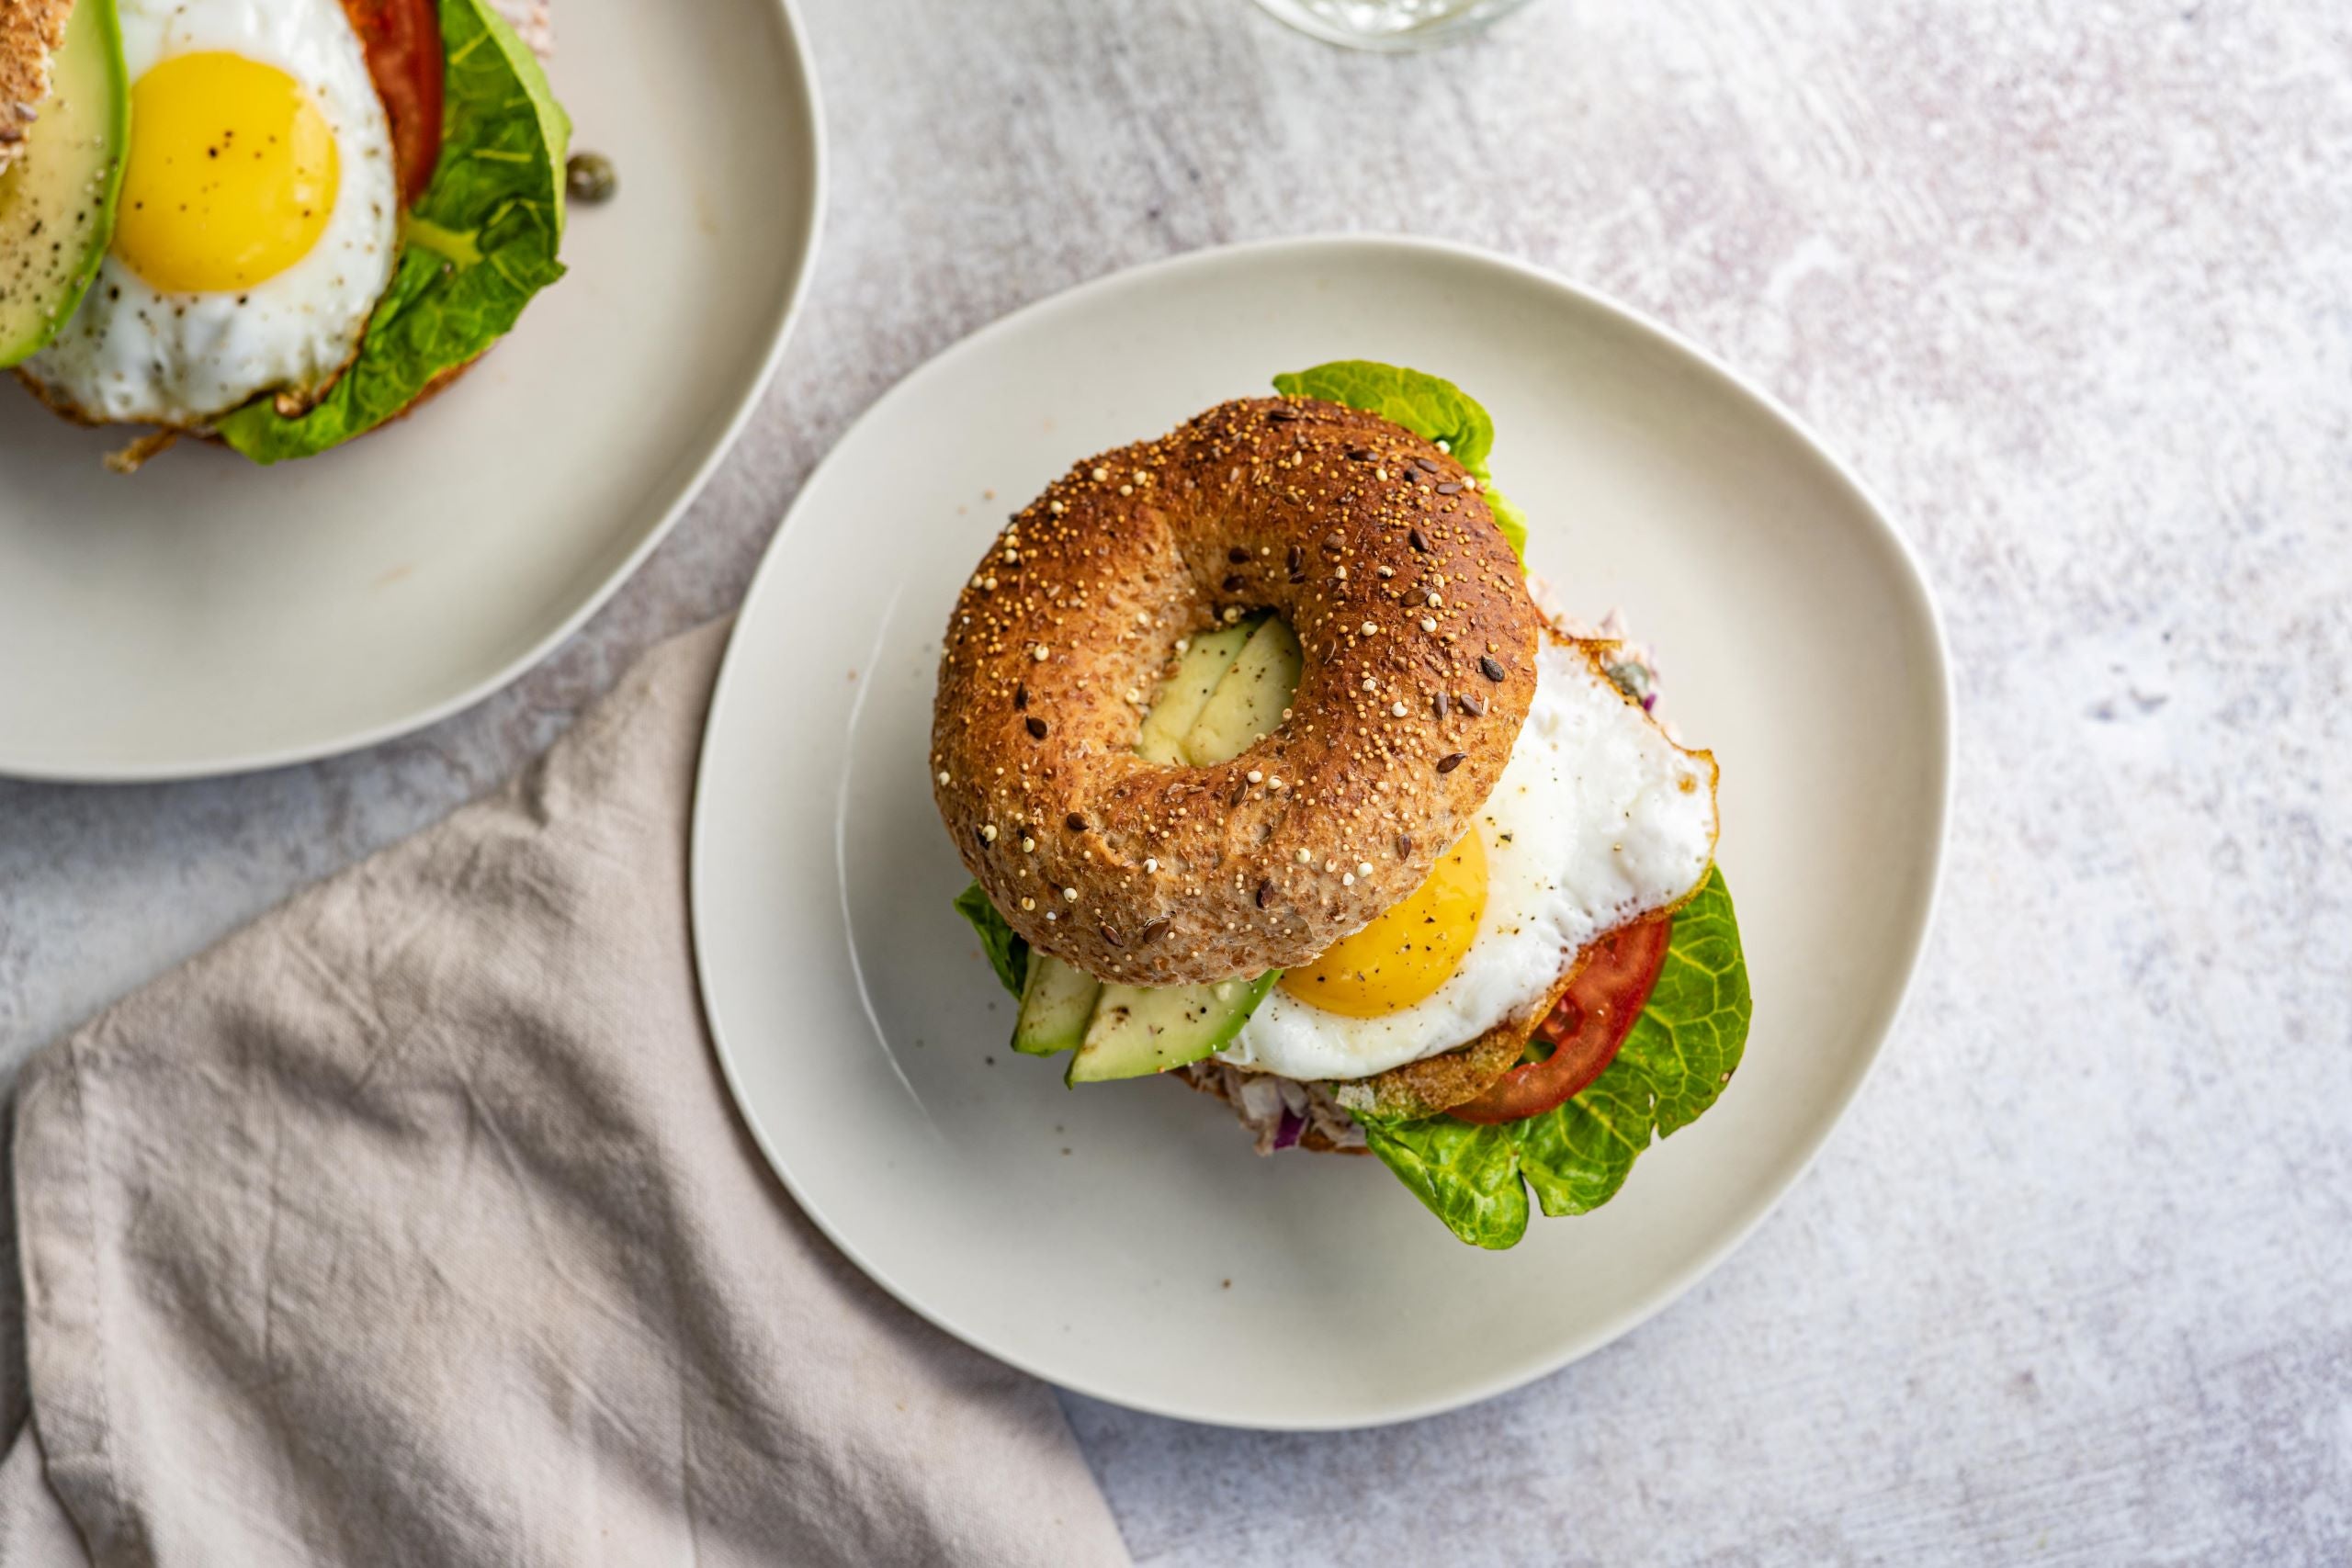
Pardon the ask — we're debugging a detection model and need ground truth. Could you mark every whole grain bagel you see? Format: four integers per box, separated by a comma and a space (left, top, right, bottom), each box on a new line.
0, 0, 74, 179
932, 395, 1541, 987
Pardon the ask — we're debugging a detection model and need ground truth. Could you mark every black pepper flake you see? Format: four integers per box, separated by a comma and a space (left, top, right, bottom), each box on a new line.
1436, 751, 1468, 773
1026, 716, 1049, 739
1013, 683, 1028, 711
1141, 918, 1170, 942
1223, 574, 1243, 592
1414, 457, 1440, 473
1227, 546, 1251, 564
1432, 691, 1450, 720
1460, 693, 1487, 717
1066, 813, 1087, 832
1436, 481, 1462, 495
1408, 527, 1430, 553
1255, 879, 1275, 908
1479, 656, 1507, 682
1100, 924, 1125, 948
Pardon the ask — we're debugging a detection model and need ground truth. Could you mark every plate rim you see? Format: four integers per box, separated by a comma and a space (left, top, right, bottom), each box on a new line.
2, 0, 828, 784
691, 232, 1955, 1430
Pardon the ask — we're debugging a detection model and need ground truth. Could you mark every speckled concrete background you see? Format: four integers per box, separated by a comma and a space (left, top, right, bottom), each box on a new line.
3, 0, 2347, 1561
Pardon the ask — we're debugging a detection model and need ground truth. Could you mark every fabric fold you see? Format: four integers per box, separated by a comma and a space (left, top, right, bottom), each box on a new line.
2, 622, 1129, 1568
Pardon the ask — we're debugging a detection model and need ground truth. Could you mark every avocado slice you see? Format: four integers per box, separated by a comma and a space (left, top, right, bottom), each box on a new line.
0, 0, 129, 367
1135, 620, 1255, 763
1049, 615, 1293, 1086
1012, 953, 1101, 1056
1066, 972, 1280, 1085
1181, 616, 1304, 766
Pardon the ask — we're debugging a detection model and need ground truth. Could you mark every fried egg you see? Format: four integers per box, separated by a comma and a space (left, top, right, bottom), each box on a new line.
1218, 637, 1719, 1082
24, 0, 398, 426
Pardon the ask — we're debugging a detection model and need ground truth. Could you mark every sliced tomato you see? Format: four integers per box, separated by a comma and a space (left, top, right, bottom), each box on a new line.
341, 0, 445, 208
1448, 912, 1673, 1125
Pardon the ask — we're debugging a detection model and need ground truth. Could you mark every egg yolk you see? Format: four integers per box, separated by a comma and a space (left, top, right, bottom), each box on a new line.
112, 52, 340, 293
1279, 832, 1489, 1017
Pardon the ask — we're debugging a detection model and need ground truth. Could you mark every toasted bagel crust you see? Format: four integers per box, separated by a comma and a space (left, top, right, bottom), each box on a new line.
933, 395, 1541, 987
0, 0, 73, 177
1337, 1018, 1531, 1119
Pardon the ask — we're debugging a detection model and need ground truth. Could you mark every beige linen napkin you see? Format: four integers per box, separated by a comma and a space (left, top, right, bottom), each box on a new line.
0, 623, 1130, 1568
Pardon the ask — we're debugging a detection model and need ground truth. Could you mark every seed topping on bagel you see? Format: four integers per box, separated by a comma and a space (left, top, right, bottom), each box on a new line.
932, 395, 1543, 988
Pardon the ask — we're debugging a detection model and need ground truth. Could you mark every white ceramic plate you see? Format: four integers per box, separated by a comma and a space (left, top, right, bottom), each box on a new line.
692, 236, 1951, 1429
0, 0, 822, 781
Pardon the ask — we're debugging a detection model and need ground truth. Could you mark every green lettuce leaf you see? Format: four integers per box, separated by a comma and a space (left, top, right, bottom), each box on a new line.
1483, 489, 1531, 560
1355, 867, 1752, 1247
1360, 1113, 1529, 1250
1272, 361, 1496, 469
953, 881, 1029, 998
217, 0, 570, 462
1271, 360, 1528, 560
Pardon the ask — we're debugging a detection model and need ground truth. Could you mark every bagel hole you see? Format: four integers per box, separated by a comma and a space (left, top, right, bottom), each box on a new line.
1132, 614, 1303, 768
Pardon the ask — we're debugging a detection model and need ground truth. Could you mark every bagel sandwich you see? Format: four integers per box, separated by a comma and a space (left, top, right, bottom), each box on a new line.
940, 363, 1754, 1249
0, 0, 570, 466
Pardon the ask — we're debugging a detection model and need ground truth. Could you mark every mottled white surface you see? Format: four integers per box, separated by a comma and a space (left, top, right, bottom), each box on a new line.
2, 0, 2347, 1562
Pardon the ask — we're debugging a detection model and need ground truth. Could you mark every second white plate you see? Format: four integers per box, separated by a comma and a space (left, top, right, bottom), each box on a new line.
693, 236, 1950, 1428
0, 0, 823, 780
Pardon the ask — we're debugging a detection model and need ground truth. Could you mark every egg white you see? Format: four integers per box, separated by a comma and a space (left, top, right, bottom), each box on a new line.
24, 0, 400, 426
1217, 638, 1719, 1083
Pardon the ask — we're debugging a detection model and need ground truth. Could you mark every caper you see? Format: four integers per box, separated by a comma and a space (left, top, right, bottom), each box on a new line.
1605, 660, 1654, 703
566, 152, 617, 205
